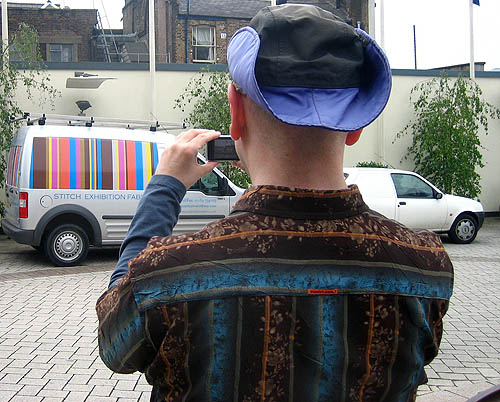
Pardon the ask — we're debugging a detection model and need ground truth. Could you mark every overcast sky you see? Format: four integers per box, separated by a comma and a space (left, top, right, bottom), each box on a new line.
7, 0, 499, 70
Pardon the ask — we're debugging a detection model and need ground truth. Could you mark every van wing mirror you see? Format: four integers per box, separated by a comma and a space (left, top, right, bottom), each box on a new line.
435, 192, 443, 200
217, 176, 229, 195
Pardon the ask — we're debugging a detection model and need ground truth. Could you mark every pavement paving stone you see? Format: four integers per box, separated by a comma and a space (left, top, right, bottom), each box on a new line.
9, 397, 43, 402
64, 391, 91, 401
90, 385, 114, 397
17, 384, 44, 396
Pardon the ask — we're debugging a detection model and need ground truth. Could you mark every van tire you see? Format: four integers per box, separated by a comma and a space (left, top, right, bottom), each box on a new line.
44, 224, 89, 266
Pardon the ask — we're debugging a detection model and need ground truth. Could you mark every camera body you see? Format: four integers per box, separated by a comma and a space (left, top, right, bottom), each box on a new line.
207, 135, 239, 161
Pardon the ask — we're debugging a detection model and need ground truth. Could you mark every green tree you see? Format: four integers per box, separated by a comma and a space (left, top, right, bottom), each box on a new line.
356, 161, 389, 168
397, 73, 499, 199
174, 69, 251, 188
1, 23, 59, 214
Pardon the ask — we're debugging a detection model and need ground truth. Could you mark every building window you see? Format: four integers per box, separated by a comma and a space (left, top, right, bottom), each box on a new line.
192, 26, 215, 63
49, 44, 73, 62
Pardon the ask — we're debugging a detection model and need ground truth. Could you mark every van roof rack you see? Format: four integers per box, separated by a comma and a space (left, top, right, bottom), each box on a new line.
18, 113, 186, 132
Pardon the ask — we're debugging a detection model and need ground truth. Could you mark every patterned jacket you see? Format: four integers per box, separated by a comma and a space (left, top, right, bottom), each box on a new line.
97, 184, 453, 402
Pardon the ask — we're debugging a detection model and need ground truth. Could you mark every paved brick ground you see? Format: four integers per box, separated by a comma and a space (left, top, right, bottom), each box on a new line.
0, 217, 499, 401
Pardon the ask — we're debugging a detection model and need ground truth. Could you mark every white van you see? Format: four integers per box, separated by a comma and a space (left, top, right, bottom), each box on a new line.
2, 119, 244, 266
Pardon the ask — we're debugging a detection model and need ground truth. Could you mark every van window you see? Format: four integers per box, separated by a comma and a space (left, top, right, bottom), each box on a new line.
190, 171, 225, 196
7, 146, 23, 187
30, 137, 159, 190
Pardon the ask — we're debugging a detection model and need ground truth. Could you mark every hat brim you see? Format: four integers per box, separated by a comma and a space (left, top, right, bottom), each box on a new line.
228, 27, 392, 132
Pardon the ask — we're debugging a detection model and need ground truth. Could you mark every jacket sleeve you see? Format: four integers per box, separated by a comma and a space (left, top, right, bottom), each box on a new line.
96, 274, 156, 373
108, 174, 186, 289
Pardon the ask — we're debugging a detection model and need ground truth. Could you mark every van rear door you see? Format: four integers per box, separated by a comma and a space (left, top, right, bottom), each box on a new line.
4, 141, 24, 226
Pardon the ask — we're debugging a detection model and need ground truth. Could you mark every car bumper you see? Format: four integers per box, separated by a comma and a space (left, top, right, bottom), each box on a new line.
1, 219, 35, 245
475, 212, 485, 230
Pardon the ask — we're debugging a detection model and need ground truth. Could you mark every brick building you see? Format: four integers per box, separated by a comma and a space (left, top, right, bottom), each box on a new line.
0, 2, 97, 62
123, 0, 369, 64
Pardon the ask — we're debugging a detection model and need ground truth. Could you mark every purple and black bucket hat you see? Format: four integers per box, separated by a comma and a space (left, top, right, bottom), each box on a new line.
227, 4, 392, 132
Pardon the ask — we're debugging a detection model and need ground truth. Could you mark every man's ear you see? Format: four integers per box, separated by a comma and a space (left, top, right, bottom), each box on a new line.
228, 83, 246, 141
345, 129, 363, 146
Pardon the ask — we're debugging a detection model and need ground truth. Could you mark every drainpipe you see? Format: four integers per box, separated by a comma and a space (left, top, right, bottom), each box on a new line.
184, 0, 189, 63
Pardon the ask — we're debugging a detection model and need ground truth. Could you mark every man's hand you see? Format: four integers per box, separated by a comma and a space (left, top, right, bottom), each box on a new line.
156, 129, 220, 189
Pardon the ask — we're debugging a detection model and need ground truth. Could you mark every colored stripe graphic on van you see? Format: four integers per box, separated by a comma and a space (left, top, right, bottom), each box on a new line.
30, 137, 158, 190
7, 146, 23, 187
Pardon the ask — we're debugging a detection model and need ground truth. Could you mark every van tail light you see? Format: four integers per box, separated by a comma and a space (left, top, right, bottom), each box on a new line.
19, 192, 28, 219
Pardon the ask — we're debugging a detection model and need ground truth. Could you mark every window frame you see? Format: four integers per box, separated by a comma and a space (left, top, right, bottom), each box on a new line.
191, 25, 216, 63
48, 43, 74, 62
390, 173, 437, 199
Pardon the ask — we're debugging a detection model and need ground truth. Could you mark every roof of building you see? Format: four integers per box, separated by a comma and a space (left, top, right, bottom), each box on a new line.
178, 0, 348, 22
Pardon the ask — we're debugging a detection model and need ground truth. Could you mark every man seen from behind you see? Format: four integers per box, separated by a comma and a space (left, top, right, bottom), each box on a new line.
97, 4, 453, 401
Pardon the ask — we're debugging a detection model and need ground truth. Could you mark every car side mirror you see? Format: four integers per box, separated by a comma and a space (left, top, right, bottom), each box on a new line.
435, 192, 443, 200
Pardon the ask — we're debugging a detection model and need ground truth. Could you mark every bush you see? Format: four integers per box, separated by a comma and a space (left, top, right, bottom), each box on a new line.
396, 73, 500, 199
174, 69, 251, 188
356, 161, 389, 168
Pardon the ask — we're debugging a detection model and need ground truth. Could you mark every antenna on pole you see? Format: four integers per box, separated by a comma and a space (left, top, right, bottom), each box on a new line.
413, 25, 417, 70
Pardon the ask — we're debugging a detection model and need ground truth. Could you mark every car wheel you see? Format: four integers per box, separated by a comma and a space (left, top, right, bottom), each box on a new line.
44, 224, 89, 266
448, 214, 478, 244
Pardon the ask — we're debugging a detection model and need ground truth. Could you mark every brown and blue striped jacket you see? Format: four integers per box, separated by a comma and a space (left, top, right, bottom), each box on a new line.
97, 184, 452, 402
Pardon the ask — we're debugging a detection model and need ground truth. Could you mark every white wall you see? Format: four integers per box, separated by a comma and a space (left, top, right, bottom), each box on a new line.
12, 65, 500, 212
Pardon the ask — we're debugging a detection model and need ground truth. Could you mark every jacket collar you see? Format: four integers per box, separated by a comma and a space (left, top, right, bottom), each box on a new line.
231, 184, 369, 220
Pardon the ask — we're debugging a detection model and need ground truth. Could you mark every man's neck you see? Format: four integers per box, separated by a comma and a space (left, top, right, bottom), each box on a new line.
249, 162, 348, 191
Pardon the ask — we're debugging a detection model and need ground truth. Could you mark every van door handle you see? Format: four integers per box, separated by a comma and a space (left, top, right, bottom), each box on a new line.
398, 201, 406, 206
217, 197, 225, 200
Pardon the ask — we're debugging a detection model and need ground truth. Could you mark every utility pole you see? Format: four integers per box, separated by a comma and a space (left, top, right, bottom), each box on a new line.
368, 0, 375, 37
149, 0, 157, 119
379, 0, 385, 50
469, 0, 475, 79
2, 0, 9, 59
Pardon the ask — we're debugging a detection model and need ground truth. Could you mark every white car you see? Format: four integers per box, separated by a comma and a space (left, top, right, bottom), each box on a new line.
344, 168, 485, 244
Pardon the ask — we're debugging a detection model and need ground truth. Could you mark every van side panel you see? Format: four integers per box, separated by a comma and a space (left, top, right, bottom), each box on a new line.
29, 137, 159, 191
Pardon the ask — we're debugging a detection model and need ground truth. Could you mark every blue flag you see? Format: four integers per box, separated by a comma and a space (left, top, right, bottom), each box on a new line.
473, 0, 480, 5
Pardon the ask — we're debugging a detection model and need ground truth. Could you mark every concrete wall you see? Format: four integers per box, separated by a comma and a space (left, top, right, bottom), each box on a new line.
12, 63, 500, 212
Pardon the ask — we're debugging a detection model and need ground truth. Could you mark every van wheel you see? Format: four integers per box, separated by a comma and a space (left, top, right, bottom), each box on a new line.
448, 214, 478, 244
44, 224, 89, 266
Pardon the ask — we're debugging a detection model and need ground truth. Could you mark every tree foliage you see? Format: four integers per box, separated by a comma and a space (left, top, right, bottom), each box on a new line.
397, 73, 499, 199
174, 69, 251, 188
1, 23, 59, 215
356, 161, 389, 168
